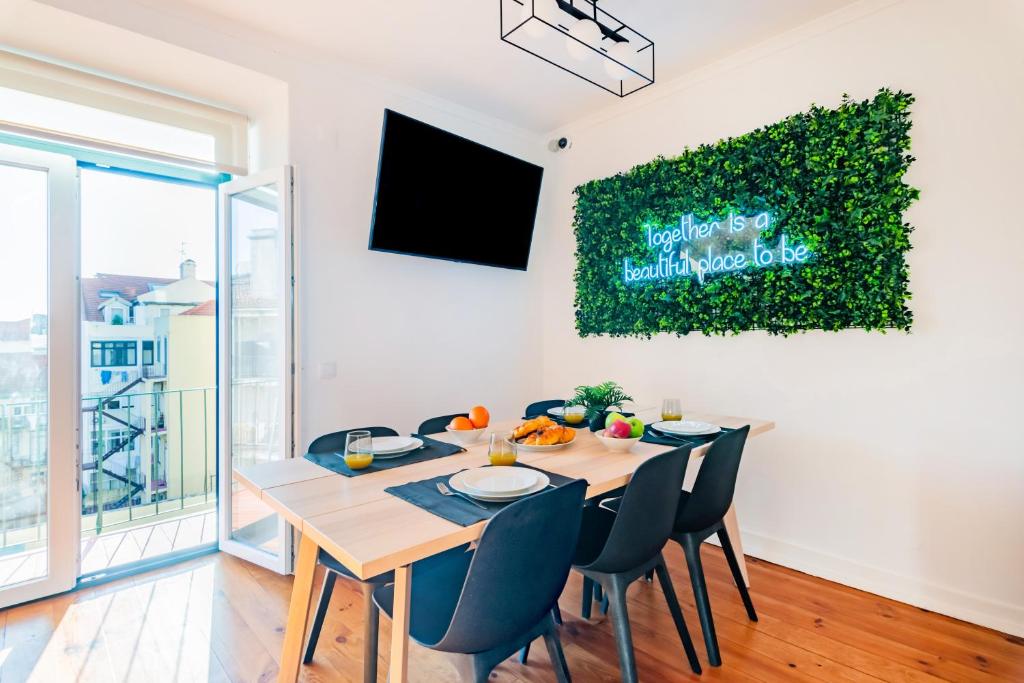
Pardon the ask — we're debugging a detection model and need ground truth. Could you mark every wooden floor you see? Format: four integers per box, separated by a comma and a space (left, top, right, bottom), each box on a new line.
1, 543, 1020, 683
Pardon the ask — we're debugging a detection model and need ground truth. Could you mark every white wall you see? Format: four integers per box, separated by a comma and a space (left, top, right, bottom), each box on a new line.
17, 0, 550, 444
536, 0, 1024, 635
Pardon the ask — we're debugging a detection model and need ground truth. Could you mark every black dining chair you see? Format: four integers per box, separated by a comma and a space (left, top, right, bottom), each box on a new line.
670, 425, 756, 667
417, 413, 468, 435
373, 480, 588, 683
524, 399, 566, 417
570, 447, 702, 681
303, 425, 399, 682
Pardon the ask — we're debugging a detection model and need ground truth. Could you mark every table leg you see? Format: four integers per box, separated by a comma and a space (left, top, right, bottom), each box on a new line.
278, 532, 320, 683
389, 564, 413, 683
723, 503, 750, 587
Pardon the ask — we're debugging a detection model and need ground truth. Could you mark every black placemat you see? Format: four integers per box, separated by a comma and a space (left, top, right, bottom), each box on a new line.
303, 434, 465, 477
522, 411, 633, 427
384, 463, 582, 527
640, 424, 735, 448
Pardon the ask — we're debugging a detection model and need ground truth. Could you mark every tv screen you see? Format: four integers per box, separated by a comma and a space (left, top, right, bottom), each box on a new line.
369, 110, 544, 270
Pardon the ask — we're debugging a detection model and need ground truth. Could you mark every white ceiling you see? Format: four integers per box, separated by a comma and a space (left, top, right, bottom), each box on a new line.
175, 0, 858, 133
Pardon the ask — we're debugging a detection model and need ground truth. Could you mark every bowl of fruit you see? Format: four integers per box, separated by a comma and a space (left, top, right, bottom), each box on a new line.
595, 412, 645, 452
445, 406, 489, 445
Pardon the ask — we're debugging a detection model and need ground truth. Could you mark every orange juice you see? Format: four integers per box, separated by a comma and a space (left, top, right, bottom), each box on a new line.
661, 412, 683, 422
489, 451, 517, 466
564, 412, 585, 425
344, 452, 374, 470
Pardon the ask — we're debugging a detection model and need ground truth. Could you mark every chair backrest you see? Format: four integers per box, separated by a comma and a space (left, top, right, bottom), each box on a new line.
417, 413, 468, 435
675, 425, 750, 532
582, 446, 691, 574
306, 426, 399, 454
430, 479, 587, 654
524, 399, 565, 417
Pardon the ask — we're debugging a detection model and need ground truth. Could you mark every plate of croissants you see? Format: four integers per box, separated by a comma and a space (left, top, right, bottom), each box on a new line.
507, 416, 576, 452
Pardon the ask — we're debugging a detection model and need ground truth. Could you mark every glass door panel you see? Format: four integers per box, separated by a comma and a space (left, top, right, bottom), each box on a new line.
0, 144, 78, 607
218, 168, 294, 573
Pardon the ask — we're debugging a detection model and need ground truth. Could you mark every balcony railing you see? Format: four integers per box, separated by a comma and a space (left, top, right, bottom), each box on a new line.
0, 387, 215, 556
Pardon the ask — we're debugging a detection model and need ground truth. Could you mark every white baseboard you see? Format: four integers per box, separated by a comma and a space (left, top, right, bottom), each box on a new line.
707, 529, 1024, 637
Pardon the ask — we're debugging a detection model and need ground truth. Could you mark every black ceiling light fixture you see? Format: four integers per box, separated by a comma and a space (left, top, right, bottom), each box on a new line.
500, 0, 655, 97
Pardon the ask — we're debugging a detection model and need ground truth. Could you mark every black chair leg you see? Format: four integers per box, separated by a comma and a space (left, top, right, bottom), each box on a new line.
362, 584, 379, 683
553, 601, 563, 625
580, 576, 594, 619
681, 536, 721, 666
718, 528, 757, 622
654, 560, 702, 674
606, 576, 639, 683
594, 583, 603, 602
303, 570, 337, 664
645, 569, 654, 583
518, 641, 531, 664
543, 623, 573, 683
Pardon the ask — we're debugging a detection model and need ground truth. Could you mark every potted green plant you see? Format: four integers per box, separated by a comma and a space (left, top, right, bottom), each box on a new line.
566, 381, 634, 432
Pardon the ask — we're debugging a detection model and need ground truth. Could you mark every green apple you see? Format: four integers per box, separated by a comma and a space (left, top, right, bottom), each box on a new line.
626, 417, 645, 438
604, 412, 626, 429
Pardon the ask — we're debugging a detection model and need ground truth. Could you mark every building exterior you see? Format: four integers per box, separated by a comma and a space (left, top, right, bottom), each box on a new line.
79, 260, 215, 526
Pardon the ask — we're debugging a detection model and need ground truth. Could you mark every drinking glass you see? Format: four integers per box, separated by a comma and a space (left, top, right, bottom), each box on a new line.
562, 400, 586, 425
344, 430, 374, 470
661, 398, 683, 422
489, 433, 518, 466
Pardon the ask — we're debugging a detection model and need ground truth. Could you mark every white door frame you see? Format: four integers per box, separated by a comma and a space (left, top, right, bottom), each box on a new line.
217, 166, 296, 574
0, 143, 80, 608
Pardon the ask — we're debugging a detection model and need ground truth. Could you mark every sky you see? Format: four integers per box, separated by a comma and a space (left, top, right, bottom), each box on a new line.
0, 165, 216, 321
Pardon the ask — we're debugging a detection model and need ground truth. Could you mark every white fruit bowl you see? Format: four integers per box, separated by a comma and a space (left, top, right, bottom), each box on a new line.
445, 426, 485, 445
595, 429, 641, 452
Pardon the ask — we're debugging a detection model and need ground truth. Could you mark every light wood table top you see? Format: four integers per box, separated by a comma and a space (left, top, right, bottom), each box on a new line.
236, 412, 774, 581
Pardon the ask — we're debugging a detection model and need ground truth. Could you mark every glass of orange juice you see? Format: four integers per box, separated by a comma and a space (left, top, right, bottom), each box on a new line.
344, 430, 374, 470
489, 433, 517, 466
661, 398, 683, 422
562, 401, 586, 425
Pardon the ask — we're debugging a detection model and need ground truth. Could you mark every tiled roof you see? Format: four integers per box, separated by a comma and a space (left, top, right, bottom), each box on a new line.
81, 273, 213, 322
181, 300, 216, 316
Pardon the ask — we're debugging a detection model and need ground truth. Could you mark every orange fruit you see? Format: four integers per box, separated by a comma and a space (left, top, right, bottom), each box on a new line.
449, 416, 475, 431
468, 406, 490, 428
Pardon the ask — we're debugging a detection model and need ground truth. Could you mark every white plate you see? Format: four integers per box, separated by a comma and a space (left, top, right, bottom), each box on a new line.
511, 438, 574, 453
546, 406, 565, 417
459, 466, 540, 496
350, 436, 423, 459
651, 420, 721, 436
449, 469, 550, 502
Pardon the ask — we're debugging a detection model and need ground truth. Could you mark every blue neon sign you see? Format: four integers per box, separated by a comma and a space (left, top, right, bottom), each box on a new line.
622, 211, 811, 285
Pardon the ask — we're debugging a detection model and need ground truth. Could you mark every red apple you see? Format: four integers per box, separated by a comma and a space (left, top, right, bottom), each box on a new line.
607, 420, 632, 439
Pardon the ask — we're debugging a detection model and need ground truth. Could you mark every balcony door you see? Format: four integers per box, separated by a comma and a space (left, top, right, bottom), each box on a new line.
0, 143, 79, 608
218, 167, 295, 574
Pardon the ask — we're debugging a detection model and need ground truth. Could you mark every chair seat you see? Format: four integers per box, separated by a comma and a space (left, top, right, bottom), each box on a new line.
318, 548, 395, 584
600, 490, 694, 524
572, 505, 617, 568
372, 544, 474, 647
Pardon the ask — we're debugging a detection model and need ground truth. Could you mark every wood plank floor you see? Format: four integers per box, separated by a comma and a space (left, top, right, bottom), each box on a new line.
1, 543, 1020, 682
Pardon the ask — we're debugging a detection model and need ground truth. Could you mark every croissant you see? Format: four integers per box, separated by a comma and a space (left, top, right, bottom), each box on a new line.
558, 427, 576, 444
511, 416, 554, 441
534, 425, 565, 446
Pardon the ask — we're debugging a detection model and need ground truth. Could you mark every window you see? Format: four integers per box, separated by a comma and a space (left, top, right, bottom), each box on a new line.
142, 341, 154, 365
90, 340, 137, 367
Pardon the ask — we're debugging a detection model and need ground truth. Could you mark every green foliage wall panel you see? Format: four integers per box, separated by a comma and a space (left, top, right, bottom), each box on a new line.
573, 89, 918, 337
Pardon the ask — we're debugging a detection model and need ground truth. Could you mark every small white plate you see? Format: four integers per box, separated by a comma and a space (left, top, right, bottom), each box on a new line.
350, 436, 423, 459
651, 420, 720, 436
460, 466, 540, 496
449, 469, 550, 502
546, 406, 566, 417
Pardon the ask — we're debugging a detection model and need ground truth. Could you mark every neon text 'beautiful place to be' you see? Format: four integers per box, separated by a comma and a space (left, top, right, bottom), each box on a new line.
622, 211, 811, 285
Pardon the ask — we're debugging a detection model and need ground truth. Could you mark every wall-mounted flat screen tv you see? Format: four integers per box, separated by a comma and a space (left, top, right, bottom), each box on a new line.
369, 110, 544, 270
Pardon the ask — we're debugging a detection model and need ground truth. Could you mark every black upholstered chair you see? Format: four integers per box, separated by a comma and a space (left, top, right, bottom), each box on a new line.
373, 480, 588, 683
572, 447, 702, 681
523, 399, 566, 417
417, 413, 469, 435
302, 426, 399, 682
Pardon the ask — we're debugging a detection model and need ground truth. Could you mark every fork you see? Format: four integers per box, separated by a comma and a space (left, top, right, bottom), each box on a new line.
436, 481, 489, 510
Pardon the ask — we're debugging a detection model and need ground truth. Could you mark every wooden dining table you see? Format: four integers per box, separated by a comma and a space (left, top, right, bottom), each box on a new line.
234, 411, 774, 683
